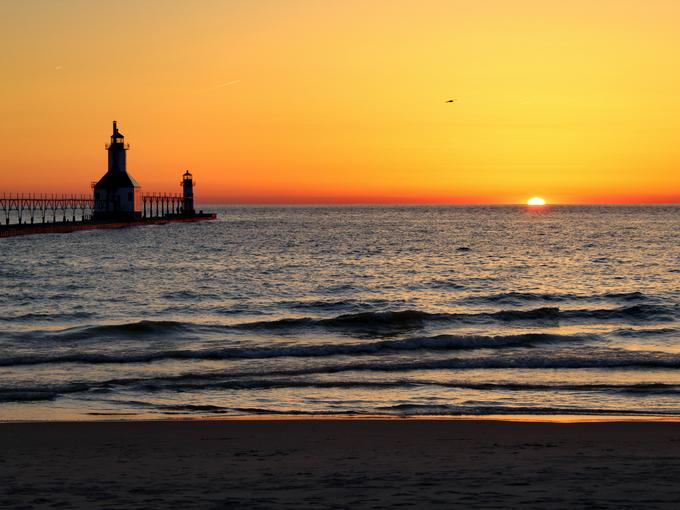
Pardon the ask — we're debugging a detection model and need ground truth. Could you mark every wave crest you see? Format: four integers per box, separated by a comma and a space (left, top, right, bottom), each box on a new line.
0, 332, 592, 367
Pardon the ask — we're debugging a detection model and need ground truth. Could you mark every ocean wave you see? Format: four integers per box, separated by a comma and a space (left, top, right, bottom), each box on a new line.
282, 352, 680, 375
372, 404, 677, 416
6, 303, 673, 343
0, 320, 199, 344
281, 298, 402, 312
0, 332, 593, 367
155, 403, 231, 413
611, 327, 678, 338
138, 404, 315, 415
126, 402, 680, 417
47, 320, 194, 340
458, 291, 649, 305
237, 304, 674, 332
190, 349, 680, 378
344, 354, 680, 373
561, 304, 675, 321
0, 382, 92, 403
0, 390, 62, 403
0, 311, 94, 323
232, 308, 486, 333
426, 279, 467, 290
7, 348, 679, 400
4, 378, 680, 403
161, 290, 224, 301
103, 378, 680, 397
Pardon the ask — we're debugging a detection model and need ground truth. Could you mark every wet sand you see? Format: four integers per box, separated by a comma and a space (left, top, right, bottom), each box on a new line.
2, 419, 680, 509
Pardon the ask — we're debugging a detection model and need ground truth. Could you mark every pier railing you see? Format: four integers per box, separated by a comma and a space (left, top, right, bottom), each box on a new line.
142, 193, 184, 218
0, 194, 94, 226
1, 192, 187, 226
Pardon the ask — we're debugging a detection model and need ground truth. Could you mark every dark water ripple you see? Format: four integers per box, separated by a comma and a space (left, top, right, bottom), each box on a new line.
0, 332, 597, 366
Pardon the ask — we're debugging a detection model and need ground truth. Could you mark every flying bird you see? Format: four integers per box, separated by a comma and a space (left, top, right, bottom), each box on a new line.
446, 99, 455, 103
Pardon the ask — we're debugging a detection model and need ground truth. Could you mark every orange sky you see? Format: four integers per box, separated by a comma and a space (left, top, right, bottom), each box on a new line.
1, 0, 679, 204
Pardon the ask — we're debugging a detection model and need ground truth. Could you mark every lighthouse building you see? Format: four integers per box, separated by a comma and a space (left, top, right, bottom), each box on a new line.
93, 121, 142, 220
181, 170, 195, 215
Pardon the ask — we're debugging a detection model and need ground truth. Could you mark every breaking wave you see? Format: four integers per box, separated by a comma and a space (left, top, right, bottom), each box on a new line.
4, 378, 680, 404
7, 303, 674, 343
0, 332, 593, 367
236, 304, 675, 333
372, 404, 676, 416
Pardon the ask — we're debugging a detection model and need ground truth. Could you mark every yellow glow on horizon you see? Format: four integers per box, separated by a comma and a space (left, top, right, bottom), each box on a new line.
527, 197, 547, 206
0, 1, 679, 204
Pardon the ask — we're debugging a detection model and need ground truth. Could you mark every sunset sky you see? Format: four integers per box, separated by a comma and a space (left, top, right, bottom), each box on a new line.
1, 0, 679, 204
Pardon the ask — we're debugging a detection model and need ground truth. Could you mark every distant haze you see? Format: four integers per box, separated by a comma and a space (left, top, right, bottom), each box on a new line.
1, 1, 679, 204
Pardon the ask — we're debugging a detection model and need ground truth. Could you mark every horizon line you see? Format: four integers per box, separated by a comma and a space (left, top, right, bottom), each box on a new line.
195, 201, 680, 206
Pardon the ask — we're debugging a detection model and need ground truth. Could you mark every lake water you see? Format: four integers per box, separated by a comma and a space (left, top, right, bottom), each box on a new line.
0, 205, 678, 420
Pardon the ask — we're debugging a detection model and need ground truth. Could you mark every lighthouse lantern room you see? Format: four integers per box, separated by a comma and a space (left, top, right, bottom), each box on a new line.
93, 121, 142, 220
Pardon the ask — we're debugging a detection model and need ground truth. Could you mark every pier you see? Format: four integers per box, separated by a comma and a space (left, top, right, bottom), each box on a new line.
0, 192, 214, 238
0, 121, 216, 238
1, 193, 206, 226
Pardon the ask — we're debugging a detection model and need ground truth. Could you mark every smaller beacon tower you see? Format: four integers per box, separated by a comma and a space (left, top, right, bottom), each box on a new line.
182, 170, 195, 215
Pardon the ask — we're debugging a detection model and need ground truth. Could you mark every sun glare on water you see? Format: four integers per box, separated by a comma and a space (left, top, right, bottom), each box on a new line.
527, 197, 546, 206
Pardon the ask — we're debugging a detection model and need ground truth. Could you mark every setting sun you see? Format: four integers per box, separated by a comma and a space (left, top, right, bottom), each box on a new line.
527, 197, 547, 206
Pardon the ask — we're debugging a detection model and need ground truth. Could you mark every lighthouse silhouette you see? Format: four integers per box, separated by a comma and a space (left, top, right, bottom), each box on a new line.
92, 121, 142, 220
182, 170, 195, 215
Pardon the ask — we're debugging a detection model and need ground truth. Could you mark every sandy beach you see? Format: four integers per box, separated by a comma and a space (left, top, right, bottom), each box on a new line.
2, 419, 680, 509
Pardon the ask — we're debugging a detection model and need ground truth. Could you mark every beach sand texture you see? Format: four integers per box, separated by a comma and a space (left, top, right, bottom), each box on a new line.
2, 419, 680, 509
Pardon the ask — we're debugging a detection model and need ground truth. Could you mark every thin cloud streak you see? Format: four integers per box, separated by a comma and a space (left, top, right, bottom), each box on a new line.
201, 80, 241, 93
217, 80, 241, 88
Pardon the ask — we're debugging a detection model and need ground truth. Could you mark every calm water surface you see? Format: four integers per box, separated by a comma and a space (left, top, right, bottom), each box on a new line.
0, 205, 678, 420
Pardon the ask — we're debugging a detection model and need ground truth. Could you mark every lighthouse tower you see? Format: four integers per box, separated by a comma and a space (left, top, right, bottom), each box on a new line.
93, 121, 141, 220
108, 120, 127, 173
181, 170, 195, 215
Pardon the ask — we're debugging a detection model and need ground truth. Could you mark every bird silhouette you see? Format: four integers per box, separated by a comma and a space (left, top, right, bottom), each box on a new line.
446, 99, 455, 103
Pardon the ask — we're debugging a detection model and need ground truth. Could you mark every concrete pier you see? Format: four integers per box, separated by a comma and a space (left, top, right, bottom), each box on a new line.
0, 213, 217, 238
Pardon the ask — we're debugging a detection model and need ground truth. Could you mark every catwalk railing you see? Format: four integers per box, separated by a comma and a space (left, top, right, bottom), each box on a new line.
142, 193, 184, 218
1, 192, 186, 226
0, 194, 94, 225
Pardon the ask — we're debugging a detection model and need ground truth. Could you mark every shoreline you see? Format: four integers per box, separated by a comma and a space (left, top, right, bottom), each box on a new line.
4, 413, 680, 424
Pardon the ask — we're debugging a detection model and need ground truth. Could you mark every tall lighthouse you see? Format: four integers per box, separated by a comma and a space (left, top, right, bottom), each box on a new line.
93, 121, 142, 220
